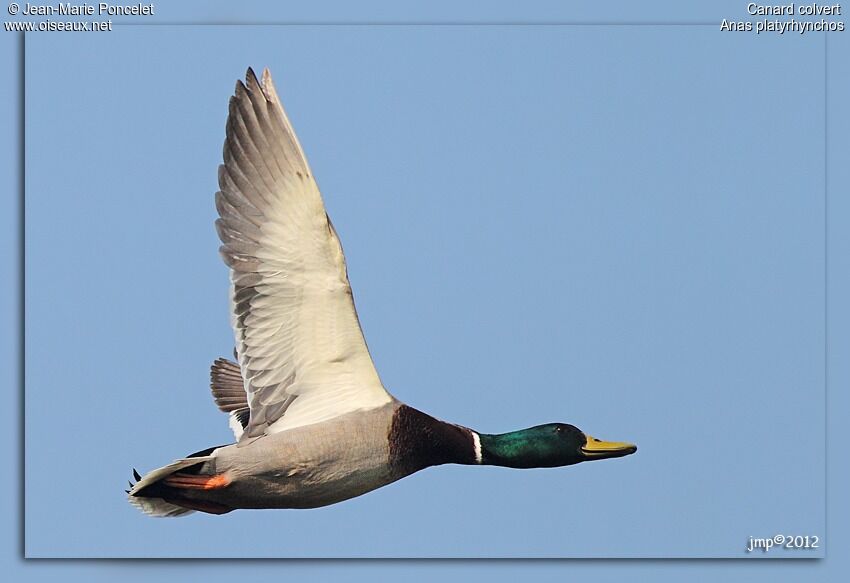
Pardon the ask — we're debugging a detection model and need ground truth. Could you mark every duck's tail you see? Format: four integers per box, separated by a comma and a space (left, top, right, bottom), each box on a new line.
127, 450, 233, 517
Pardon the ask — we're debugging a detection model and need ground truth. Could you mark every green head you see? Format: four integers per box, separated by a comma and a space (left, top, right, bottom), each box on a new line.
478, 423, 636, 469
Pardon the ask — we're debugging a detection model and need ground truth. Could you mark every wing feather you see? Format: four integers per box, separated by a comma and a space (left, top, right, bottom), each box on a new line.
216, 68, 392, 439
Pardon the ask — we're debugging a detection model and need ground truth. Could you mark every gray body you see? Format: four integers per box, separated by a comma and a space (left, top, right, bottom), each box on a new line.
184, 403, 403, 510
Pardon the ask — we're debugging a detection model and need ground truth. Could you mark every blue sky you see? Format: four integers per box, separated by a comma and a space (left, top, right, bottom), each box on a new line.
3, 0, 850, 580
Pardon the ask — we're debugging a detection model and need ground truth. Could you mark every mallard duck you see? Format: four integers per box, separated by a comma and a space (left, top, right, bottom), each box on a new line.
127, 68, 637, 517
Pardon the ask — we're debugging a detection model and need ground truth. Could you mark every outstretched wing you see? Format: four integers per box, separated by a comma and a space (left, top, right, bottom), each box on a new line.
216, 68, 392, 439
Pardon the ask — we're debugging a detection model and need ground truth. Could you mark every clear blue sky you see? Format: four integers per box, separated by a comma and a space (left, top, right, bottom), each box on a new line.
3, 0, 850, 580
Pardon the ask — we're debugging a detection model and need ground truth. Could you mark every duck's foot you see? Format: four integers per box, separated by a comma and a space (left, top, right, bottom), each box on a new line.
163, 472, 231, 490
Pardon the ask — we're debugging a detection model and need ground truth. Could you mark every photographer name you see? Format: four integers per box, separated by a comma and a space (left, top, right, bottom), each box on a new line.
22, 2, 154, 16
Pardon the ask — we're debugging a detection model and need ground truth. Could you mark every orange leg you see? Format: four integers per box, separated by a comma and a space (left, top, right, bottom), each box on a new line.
163, 472, 231, 490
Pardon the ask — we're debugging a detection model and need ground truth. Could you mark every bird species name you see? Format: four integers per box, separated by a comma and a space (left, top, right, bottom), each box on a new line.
720, 2, 845, 32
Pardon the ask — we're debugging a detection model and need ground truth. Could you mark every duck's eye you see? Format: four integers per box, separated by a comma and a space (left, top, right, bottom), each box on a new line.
554, 426, 563, 433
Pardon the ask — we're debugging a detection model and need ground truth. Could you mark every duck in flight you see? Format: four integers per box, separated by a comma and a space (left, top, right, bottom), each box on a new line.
127, 68, 637, 516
